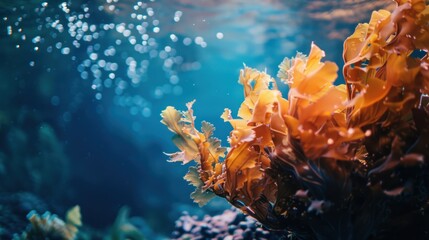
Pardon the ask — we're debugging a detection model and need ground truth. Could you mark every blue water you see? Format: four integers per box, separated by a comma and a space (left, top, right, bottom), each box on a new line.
0, 0, 393, 237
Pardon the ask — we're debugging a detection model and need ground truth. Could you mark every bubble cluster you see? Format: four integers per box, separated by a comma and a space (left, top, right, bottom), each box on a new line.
2, 0, 210, 118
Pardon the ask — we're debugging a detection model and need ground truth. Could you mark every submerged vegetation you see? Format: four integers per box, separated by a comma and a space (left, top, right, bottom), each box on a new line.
162, 0, 429, 238
14, 206, 81, 240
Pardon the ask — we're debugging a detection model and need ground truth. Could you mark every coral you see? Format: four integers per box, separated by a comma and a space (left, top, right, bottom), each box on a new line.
0, 192, 48, 239
162, 0, 429, 239
14, 205, 82, 240
172, 208, 286, 240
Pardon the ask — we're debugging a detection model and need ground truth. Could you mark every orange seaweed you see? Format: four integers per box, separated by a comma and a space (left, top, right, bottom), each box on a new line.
162, 0, 429, 238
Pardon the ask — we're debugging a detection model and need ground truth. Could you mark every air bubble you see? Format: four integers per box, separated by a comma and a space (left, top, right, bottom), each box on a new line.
183, 37, 192, 46
61, 47, 70, 55
4, 0, 196, 121
170, 34, 178, 42
89, 53, 98, 61
95, 92, 102, 100
7, 26, 12, 35
142, 107, 151, 117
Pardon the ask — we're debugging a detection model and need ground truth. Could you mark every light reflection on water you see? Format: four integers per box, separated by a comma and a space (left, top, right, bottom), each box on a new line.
1, 0, 394, 119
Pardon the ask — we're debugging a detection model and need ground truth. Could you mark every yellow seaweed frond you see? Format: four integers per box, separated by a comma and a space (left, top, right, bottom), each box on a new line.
162, 0, 429, 234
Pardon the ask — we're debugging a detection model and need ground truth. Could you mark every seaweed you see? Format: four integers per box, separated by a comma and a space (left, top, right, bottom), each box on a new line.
162, 0, 429, 239
14, 206, 82, 240
105, 206, 145, 240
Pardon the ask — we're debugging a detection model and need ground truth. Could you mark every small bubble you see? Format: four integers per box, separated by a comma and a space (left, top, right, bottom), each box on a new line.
61, 47, 70, 55
110, 62, 118, 71
123, 29, 131, 37
7, 26, 12, 35
216, 32, 224, 39
129, 36, 136, 45
183, 37, 192, 46
194, 36, 204, 44
93, 69, 102, 78
159, 51, 168, 59
98, 59, 106, 68
80, 71, 88, 79
174, 10, 182, 22
116, 24, 125, 33
104, 78, 112, 88
170, 75, 179, 84
154, 87, 163, 98
95, 92, 102, 100
153, 27, 160, 33
147, 8, 154, 16
170, 34, 178, 42
142, 107, 151, 117
51, 96, 60, 106
29, 61, 35, 67
93, 43, 101, 51
32, 36, 41, 43
89, 53, 98, 60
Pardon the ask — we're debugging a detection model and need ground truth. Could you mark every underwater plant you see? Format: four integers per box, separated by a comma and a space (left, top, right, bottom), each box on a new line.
14, 205, 82, 240
104, 206, 145, 240
0, 112, 69, 199
162, 0, 429, 239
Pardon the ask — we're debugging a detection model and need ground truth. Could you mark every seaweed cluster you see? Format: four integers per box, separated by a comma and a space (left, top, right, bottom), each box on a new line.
162, 0, 429, 239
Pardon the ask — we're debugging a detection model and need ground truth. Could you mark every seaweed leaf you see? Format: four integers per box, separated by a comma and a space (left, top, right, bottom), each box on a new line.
184, 166, 215, 206
161, 106, 200, 164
